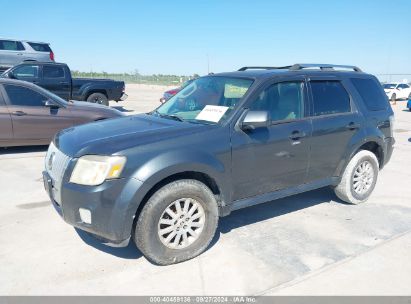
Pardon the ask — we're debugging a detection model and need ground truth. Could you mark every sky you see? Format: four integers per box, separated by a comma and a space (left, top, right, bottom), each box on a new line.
1, 0, 410, 79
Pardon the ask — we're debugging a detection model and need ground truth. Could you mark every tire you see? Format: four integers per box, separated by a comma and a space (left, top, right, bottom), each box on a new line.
334, 150, 379, 205
391, 93, 396, 103
87, 92, 109, 106
134, 179, 219, 265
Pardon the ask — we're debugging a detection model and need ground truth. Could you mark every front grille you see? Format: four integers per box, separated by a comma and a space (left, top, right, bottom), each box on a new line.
45, 142, 71, 183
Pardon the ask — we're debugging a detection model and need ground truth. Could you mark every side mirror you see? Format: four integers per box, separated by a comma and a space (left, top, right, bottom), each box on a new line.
44, 100, 60, 108
8, 71, 16, 79
240, 110, 269, 131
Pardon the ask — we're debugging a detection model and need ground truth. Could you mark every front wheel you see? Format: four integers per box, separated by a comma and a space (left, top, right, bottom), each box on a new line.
87, 93, 109, 106
334, 150, 379, 204
134, 179, 219, 265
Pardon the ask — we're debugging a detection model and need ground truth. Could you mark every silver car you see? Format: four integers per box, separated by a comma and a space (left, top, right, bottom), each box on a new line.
0, 39, 54, 72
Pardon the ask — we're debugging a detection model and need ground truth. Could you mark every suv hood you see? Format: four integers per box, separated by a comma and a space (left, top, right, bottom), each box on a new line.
55, 114, 210, 157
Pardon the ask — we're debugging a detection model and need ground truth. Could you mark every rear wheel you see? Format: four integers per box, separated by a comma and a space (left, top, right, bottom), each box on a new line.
87, 93, 109, 106
134, 179, 219, 265
334, 150, 379, 205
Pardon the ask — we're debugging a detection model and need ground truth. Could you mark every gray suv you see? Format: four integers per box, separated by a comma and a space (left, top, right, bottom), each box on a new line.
43, 64, 395, 265
0, 39, 54, 71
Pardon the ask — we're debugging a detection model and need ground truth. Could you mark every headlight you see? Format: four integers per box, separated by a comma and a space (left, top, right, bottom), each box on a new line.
70, 155, 126, 186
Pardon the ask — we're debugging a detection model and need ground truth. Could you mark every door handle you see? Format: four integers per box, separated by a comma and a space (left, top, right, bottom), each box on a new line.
59, 81, 69, 85
289, 130, 306, 140
11, 111, 27, 116
17, 53, 23, 56
346, 122, 360, 130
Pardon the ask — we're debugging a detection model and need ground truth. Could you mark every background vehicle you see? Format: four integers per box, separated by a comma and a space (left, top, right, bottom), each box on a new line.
383, 82, 411, 102
0, 39, 54, 72
0, 78, 123, 147
160, 78, 195, 103
1, 62, 127, 106
407, 98, 411, 111
43, 64, 394, 265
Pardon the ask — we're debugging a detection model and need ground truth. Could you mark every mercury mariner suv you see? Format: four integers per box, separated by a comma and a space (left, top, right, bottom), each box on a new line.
43, 64, 395, 265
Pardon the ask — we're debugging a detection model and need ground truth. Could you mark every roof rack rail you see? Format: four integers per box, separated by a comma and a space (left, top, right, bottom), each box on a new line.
238, 66, 291, 71
289, 63, 362, 72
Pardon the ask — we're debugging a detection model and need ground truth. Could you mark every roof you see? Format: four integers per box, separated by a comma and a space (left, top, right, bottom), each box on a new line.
214, 63, 368, 80
0, 38, 49, 44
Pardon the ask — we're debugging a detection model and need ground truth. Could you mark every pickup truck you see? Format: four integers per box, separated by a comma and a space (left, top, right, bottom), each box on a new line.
1, 62, 127, 106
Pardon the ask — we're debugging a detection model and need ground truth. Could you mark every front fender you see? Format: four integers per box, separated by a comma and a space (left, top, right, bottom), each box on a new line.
120, 149, 230, 235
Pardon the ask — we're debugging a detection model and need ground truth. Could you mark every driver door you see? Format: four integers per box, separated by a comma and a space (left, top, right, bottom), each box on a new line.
1, 83, 73, 142
231, 78, 312, 200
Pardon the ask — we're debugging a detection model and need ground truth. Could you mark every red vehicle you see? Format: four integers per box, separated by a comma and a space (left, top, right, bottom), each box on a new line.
160, 79, 195, 103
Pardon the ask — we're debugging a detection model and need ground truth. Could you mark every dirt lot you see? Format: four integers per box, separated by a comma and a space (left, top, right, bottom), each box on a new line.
0, 84, 410, 295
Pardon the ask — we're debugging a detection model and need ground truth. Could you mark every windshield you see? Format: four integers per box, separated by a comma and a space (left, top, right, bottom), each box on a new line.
383, 83, 396, 89
155, 76, 253, 124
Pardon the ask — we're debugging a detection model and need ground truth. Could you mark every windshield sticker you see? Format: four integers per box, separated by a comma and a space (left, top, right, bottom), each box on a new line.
196, 105, 229, 123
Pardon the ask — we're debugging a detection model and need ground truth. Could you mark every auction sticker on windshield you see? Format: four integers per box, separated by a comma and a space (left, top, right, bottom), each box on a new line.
196, 105, 229, 123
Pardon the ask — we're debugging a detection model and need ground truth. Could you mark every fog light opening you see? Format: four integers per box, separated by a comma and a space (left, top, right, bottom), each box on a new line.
79, 208, 92, 224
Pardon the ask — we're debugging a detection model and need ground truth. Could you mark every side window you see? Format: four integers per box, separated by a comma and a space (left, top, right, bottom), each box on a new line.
249, 81, 304, 122
43, 66, 65, 78
310, 81, 351, 116
13, 65, 39, 78
0, 40, 24, 51
398, 84, 409, 89
4, 85, 47, 107
351, 78, 388, 111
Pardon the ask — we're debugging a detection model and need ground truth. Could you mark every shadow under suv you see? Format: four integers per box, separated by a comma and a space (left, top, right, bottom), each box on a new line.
43, 64, 395, 265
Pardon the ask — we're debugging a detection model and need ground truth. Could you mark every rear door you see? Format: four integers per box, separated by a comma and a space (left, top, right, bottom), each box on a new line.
0, 40, 26, 67
41, 64, 71, 100
0, 86, 13, 143
1, 83, 73, 142
306, 77, 363, 182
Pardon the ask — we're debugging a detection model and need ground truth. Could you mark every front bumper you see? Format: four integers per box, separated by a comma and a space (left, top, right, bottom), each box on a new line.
43, 170, 143, 246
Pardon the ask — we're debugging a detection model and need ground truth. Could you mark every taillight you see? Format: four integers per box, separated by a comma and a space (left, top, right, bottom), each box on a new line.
50, 51, 55, 61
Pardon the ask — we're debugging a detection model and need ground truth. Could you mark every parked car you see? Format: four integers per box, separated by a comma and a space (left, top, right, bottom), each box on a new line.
43, 64, 394, 265
160, 79, 195, 103
0, 39, 54, 72
1, 62, 127, 106
0, 78, 124, 147
407, 98, 411, 111
383, 82, 411, 102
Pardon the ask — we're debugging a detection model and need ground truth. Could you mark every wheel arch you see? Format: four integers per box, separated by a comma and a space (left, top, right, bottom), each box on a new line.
134, 170, 223, 224
336, 139, 385, 183
85, 89, 108, 100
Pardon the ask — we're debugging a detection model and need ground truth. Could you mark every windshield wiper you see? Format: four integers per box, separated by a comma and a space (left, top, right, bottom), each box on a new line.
151, 110, 184, 122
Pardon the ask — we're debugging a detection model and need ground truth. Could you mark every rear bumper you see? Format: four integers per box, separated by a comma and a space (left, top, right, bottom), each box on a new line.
43, 170, 143, 245
116, 93, 128, 102
383, 137, 395, 167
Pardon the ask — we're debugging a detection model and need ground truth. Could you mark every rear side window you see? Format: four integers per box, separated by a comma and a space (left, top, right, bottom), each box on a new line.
43, 66, 65, 78
351, 78, 389, 111
310, 81, 351, 116
27, 42, 52, 52
0, 40, 25, 51
4, 84, 47, 107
